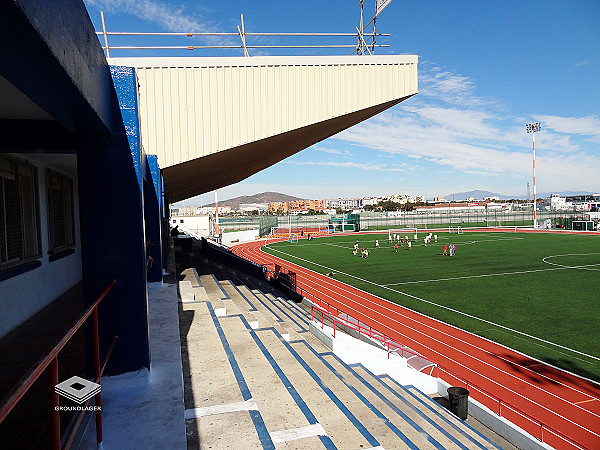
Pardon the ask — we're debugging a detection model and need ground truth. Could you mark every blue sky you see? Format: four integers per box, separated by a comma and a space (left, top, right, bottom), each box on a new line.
84, 0, 600, 203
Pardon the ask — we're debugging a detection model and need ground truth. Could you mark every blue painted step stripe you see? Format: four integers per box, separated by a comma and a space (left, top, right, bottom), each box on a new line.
234, 284, 285, 322
205, 302, 274, 449
233, 316, 336, 450
381, 375, 502, 450
210, 274, 231, 299
243, 324, 380, 448
302, 343, 422, 449
327, 358, 469, 450
266, 295, 310, 326
227, 281, 259, 311
252, 291, 309, 331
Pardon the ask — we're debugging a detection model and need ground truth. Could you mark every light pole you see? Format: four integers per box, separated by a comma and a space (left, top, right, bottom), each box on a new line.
526, 122, 541, 228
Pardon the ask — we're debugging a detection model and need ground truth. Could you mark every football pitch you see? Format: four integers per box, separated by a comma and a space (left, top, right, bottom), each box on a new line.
264, 231, 600, 382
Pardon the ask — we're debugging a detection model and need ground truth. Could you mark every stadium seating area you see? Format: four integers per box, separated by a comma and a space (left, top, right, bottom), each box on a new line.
176, 245, 510, 449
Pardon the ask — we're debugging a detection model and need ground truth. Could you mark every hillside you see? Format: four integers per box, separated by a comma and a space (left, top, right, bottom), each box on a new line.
205, 192, 302, 210
444, 189, 596, 201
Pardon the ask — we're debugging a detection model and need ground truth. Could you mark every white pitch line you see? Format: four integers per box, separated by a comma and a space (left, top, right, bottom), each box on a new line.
268, 247, 600, 363
542, 253, 600, 272
384, 266, 571, 286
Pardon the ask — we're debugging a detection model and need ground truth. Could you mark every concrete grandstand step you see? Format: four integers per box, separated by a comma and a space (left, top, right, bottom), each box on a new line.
287, 338, 443, 450
345, 361, 500, 450
253, 327, 377, 449
219, 281, 292, 340
217, 314, 328, 447
197, 273, 231, 301
177, 280, 195, 302
379, 376, 503, 450
252, 291, 310, 332
270, 293, 311, 317
179, 301, 259, 448
403, 385, 502, 449
248, 289, 310, 333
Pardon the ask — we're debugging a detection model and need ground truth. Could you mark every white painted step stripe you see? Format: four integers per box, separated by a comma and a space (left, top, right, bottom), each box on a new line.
184, 399, 258, 419
269, 423, 327, 444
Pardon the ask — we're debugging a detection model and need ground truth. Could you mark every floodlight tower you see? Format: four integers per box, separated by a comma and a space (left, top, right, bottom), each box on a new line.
526, 122, 541, 228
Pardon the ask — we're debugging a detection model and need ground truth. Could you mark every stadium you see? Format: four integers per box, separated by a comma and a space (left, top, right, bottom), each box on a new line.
0, 0, 598, 449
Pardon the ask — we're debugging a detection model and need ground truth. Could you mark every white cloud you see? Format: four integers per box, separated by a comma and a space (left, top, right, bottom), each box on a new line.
312, 146, 343, 155
418, 63, 497, 108
536, 115, 600, 137
335, 95, 600, 189
284, 160, 409, 172
86, 0, 223, 35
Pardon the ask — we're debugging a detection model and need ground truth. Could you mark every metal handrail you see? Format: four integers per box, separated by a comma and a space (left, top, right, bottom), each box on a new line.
0, 279, 117, 449
310, 303, 438, 368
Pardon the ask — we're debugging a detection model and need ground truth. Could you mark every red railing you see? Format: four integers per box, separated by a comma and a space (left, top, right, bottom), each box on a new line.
310, 303, 438, 371
292, 279, 593, 450
0, 280, 117, 450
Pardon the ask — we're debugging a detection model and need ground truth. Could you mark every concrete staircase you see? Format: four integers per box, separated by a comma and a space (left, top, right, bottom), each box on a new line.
177, 256, 506, 450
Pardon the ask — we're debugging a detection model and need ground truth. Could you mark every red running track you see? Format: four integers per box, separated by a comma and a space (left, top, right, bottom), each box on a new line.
232, 236, 600, 450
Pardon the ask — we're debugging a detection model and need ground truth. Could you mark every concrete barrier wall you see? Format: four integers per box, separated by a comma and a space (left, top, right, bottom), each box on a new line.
221, 229, 260, 245
436, 379, 553, 450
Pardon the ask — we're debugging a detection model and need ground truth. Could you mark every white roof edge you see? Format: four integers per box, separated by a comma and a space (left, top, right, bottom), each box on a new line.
107, 54, 418, 68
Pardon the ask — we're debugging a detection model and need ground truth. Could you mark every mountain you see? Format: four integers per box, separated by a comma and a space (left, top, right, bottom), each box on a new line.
205, 192, 303, 210
444, 189, 598, 201
443, 190, 510, 201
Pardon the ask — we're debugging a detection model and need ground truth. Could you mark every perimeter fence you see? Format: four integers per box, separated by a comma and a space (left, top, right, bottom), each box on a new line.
359, 210, 580, 230
227, 209, 589, 237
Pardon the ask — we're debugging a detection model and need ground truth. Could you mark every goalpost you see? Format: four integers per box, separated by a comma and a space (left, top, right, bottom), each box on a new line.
572, 220, 594, 232
388, 228, 418, 241
448, 226, 463, 234
288, 233, 299, 243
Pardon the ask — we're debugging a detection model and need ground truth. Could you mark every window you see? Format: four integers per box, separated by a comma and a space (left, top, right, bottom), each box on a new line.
47, 170, 75, 254
0, 156, 42, 270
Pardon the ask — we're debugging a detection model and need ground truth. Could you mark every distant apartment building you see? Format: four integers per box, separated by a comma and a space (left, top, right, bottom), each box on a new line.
178, 206, 198, 216
361, 197, 377, 206
415, 200, 510, 213
268, 202, 289, 214
325, 198, 362, 210
197, 206, 232, 215
288, 199, 325, 212
544, 193, 600, 211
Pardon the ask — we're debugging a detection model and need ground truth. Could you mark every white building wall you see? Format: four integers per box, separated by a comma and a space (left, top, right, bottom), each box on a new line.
0, 155, 82, 338
172, 215, 212, 237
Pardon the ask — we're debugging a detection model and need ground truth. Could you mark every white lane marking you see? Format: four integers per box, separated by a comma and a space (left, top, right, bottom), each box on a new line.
184, 399, 258, 419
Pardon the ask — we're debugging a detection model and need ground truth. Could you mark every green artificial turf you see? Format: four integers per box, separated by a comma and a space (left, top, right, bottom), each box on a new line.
264, 231, 600, 381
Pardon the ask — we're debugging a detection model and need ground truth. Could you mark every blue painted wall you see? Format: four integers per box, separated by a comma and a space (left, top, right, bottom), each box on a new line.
77, 71, 150, 376
110, 66, 143, 193
1, 0, 152, 378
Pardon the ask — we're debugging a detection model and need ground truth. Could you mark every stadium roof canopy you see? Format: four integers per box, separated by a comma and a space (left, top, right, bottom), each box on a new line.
109, 55, 418, 203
